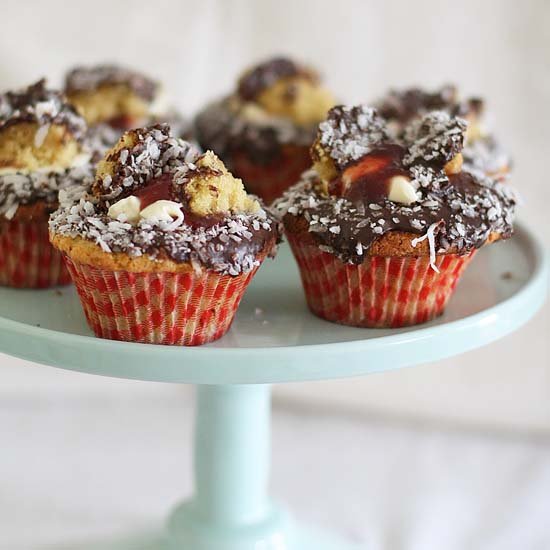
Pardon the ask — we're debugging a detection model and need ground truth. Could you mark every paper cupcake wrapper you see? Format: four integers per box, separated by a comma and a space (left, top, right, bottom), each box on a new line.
287, 233, 476, 328
232, 145, 312, 204
0, 219, 71, 288
64, 257, 261, 346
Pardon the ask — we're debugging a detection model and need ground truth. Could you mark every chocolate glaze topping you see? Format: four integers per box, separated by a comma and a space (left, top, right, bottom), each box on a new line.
50, 127, 280, 275
92, 124, 198, 201
375, 85, 509, 177
50, 187, 278, 275
376, 85, 483, 126
65, 65, 158, 102
195, 98, 315, 167
195, 57, 324, 167
0, 79, 87, 140
274, 105, 516, 265
237, 57, 316, 101
402, 111, 467, 166
0, 163, 94, 220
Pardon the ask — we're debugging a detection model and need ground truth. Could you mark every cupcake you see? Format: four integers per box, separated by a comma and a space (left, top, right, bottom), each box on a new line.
194, 56, 335, 204
374, 85, 511, 180
64, 64, 191, 158
274, 105, 517, 328
50, 124, 280, 345
0, 79, 93, 287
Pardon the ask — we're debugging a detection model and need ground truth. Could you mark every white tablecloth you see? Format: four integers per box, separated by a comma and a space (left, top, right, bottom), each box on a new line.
2, 369, 549, 550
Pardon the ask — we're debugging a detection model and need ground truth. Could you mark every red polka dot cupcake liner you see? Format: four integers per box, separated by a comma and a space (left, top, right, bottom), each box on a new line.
232, 145, 312, 205
287, 233, 476, 328
0, 219, 71, 288
64, 257, 261, 346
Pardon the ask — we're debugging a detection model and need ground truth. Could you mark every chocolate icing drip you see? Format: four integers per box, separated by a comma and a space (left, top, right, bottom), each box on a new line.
275, 169, 516, 264
50, 127, 280, 275
275, 104, 516, 264
50, 182, 281, 276
0, 79, 86, 140
65, 65, 158, 102
155, 218, 277, 270
237, 57, 316, 101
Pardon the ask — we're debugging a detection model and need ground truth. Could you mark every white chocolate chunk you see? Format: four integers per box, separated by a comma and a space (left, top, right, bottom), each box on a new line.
388, 176, 419, 205
107, 195, 141, 223
140, 200, 183, 222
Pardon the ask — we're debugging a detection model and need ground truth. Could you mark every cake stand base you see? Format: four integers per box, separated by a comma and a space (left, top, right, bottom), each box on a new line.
168, 504, 360, 549
56, 524, 359, 550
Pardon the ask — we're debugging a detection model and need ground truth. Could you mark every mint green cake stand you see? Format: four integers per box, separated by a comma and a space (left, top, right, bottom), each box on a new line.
0, 222, 547, 550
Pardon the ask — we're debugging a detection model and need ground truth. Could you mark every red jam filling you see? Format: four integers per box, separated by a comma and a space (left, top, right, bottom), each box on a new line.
134, 173, 174, 208
134, 174, 223, 228
330, 145, 409, 203
108, 114, 139, 130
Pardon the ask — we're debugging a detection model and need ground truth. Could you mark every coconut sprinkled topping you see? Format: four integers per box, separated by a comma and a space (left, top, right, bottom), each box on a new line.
374, 85, 510, 179
194, 97, 316, 167
402, 111, 467, 166
316, 105, 388, 168
237, 57, 309, 101
0, 79, 86, 140
275, 169, 515, 265
93, 124, 198, 199
375, 85, 484, 128
0, 163, 94, 219
462, 135, 510, 178
65, 65, 158, 102
195, 57, 333, 168
411, 221, 443, 272
50, 182, 279, 276
85, 122, 124, 160
50, 126, 280, 275
275, 105, 517, 265
376, 85, 459, 124
85, 115, 194, 165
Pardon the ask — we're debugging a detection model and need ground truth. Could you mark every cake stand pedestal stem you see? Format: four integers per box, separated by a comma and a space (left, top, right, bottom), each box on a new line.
194, 384, 272, 524
167, 383, 290, 550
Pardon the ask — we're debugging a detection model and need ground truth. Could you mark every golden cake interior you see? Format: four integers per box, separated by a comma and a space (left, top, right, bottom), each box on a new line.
67, 84, 150, 126
0, 122, 82, 171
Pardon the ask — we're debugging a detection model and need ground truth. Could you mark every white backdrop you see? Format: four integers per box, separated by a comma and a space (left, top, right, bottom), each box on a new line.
0, 0, 548, 432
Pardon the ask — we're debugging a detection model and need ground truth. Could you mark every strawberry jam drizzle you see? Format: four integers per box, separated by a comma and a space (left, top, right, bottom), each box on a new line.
133, 173, 223, 229
108, 114, 139, 130
329, 145, 409, 202
134, 173, 174, 209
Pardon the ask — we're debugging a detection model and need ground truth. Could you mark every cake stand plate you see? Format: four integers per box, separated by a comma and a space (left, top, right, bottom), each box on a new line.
1, 222, 547, 550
